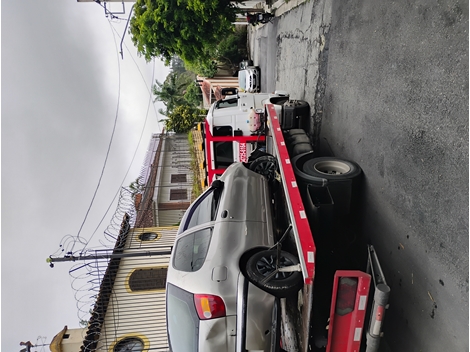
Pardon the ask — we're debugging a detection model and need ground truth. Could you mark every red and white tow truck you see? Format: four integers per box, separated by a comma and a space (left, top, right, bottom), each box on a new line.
200, 91, 390, 352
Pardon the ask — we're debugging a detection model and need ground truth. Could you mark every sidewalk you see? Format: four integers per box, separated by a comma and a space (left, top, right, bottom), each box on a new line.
247, 0, 308, 59
268, 0, 308, 17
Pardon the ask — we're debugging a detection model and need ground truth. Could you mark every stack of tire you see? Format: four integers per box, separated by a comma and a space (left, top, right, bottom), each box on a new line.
285, 129, 313, 158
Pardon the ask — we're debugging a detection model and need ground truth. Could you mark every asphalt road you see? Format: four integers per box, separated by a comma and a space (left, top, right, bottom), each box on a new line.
249, 0, 468, 351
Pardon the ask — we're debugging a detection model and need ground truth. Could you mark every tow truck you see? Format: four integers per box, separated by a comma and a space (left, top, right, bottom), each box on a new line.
198, 89, 310, 186
200, 91, 391, 352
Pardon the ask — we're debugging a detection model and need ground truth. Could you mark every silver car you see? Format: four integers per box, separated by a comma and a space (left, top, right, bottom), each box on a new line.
238, 66, 261, 93
166, 161, 302, 352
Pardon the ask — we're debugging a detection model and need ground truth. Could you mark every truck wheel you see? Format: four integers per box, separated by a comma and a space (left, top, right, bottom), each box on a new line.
293, 154, 362, 183
250, 155, 278, 182
303, 157, 361, 180
246, 250, 303, 298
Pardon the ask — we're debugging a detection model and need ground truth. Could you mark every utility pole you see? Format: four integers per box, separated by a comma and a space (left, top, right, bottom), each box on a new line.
19, 337, 49, 352
46, 249, 172, 268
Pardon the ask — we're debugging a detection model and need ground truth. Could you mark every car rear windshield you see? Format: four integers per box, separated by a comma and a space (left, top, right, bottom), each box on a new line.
166, 283, 199, 352
173, 227, 212, 272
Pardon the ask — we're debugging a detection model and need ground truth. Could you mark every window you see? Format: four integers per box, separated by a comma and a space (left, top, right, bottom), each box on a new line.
214, 142, 234, 169
171, 174, 187, 183
173, 228, 212, 272
182, 189, 214, 230
129, 267, 168, 291
113, 338, 144, 352
215, 98, 238, 109
166, 284, 199, 352
170, 189, 187, 200
213, 126, 233, 137
138, 232, 159, 241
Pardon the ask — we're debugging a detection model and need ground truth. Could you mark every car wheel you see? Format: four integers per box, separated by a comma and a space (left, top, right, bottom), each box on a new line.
249, 155, 278, 182
245, 249, 303, 298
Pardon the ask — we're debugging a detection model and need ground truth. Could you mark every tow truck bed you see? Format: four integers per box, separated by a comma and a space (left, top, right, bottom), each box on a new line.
263, 103, 390, 352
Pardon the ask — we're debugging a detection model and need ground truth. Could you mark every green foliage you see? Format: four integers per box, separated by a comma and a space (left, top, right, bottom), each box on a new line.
152, 72, 189, 113
129, 177, 145, 197
129, 0, 239, 64
184, 83, 203, 107
180, 27, 248, 77
163, 105, 206, 133
185, 59, 218, 78
216, 26, 248, 70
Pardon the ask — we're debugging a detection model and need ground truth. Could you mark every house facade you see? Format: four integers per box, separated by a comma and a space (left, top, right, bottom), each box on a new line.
134, 132, 193, 228
78, 221, 176, 352
49, 132, 196, 352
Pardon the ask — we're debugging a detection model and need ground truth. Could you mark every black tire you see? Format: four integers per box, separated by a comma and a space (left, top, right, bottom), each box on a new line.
287, 134, 310, 145
301, 156, 361, 180
249, 155, 278, 182
291, 142, 313, 157
286, 129, 306, 137
293, 154, 362, 184
245, 249, 303, 298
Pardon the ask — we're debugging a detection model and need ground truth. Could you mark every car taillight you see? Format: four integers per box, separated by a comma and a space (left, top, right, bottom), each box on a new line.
194, 294, 226, 320
335, 277, 358, 315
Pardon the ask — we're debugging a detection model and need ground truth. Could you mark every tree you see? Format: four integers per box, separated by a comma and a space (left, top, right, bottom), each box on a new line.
129, 0, 239, 64
152, 72, 188, 114
184, 83, 203, 107
163, 105, 207, 133
129, 177, 145, 197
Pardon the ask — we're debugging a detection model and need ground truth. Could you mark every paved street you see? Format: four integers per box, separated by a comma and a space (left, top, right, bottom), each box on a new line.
249, 0, 468, 351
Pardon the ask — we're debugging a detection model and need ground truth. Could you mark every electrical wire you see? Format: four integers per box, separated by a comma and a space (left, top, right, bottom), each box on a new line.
79, 20, 164, 253
74, 19, 122, 249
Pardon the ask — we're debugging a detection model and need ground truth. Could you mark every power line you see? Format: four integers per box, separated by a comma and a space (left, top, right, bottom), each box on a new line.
74, 19, 122, 247
80, 20, 164, 253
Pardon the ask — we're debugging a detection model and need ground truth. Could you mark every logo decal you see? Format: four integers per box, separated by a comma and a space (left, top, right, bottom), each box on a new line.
239, 142, 247, 162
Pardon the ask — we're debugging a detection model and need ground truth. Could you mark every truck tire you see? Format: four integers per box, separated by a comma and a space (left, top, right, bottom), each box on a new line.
302, 157, 361, 180
249, 155, 278, 182
286, 129, 306, 137
293, 154, 362, 184
291, 142, 313, 157
245, 249, 303, 298
287, 134, 310, 145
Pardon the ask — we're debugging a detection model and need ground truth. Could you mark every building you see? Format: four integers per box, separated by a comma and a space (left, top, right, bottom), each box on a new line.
50, 327, 87, 352
134, 132, 193, 228
49, 132, 194, 352
78, 218, 176, 352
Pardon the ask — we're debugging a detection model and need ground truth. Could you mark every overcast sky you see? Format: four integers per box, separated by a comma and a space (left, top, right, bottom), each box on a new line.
2, 1, 171, 351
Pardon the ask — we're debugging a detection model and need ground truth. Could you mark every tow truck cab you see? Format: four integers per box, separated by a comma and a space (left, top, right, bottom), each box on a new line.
201, 92, 299, 186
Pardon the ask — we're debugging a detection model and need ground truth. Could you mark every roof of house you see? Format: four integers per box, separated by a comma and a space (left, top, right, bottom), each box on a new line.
50, 326, 67, 352
80, 214, 130, 352
134, 132, 165, 228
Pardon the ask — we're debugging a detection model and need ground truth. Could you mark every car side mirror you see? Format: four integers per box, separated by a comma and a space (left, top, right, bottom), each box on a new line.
211, 179, 224, 190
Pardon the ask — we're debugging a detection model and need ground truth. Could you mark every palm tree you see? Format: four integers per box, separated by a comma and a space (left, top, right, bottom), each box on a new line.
152, 72, 189, 114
